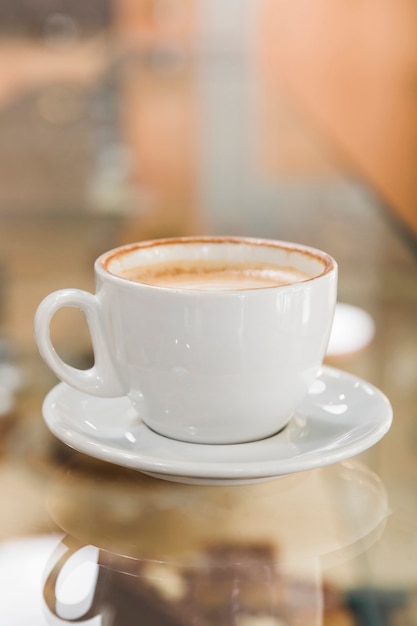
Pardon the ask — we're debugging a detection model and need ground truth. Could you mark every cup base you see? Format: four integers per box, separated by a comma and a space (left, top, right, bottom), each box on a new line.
144, 421, 291, 446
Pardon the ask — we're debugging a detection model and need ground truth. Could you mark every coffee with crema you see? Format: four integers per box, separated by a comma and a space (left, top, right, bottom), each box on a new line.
119, 260, 310, 290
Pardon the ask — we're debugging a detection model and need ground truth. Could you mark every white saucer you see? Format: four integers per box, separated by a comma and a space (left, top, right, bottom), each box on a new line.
42, 366, 392, 485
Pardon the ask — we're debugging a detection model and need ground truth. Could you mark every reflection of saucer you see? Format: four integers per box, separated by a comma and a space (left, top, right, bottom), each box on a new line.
43, 366, 392, 484
47, 459, 389, 566
43, 455, 390, 625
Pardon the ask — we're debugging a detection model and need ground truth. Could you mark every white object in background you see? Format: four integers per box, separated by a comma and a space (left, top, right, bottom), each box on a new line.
327, 303, 375, 356
0, 535, 59, 626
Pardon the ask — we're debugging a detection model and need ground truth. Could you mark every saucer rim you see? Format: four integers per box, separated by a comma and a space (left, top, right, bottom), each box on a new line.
42, 366, 393, 481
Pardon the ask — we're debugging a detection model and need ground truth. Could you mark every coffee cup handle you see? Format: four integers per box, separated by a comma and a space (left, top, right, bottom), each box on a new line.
34, 289, 125, 397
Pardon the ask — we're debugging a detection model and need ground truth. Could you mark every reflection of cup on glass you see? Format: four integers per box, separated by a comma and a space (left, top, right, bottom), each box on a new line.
44, 536, 323, 626
35, 236, 337, 445
43, 460, 388, 625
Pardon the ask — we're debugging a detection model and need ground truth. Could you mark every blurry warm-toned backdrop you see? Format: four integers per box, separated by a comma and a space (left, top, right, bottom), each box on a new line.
0, 0, 416, 237
258, 0, 417, 237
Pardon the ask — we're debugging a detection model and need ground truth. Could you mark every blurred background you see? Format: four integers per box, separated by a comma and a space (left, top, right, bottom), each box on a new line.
0, 0, 416, 359
0, 1, 417, 623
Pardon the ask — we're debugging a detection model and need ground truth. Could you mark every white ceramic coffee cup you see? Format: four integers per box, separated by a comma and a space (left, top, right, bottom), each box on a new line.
34, 237, 337, 444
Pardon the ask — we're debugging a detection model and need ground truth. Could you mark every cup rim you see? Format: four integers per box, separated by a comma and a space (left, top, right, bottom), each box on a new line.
97, 236, 337, 291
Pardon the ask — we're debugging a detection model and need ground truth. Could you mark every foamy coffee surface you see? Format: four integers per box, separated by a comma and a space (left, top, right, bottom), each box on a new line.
120, 260, 310, 290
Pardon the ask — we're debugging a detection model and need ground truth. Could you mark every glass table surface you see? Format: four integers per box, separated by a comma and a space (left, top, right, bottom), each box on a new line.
0, 200, 415, 626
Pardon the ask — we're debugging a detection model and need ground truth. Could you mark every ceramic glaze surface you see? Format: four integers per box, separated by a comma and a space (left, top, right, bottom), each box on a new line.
34, 237, 337, 444
42, 366, 393, 484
